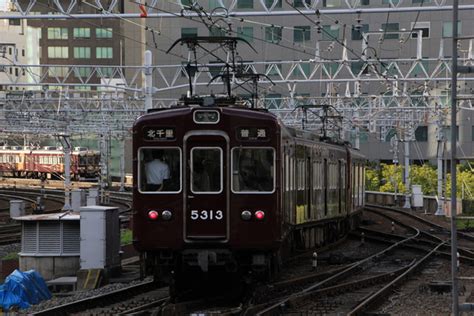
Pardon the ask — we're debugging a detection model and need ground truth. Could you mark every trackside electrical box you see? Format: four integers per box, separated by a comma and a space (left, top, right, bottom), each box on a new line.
79, 206, 120, 272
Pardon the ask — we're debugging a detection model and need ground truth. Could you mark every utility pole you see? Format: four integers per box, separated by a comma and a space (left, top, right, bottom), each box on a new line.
58, 134, 72, 211
451, 1, 459, 314
119, 134, 126, 192
144, 50, 153, 111
435, 117, 445, 216
403, 128, 411, 209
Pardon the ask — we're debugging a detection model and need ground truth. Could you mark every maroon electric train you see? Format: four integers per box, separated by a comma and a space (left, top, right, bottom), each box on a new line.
132, 99, 365, 292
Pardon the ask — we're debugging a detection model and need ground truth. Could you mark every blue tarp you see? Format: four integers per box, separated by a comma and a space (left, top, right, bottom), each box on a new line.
0, 269, 51, 310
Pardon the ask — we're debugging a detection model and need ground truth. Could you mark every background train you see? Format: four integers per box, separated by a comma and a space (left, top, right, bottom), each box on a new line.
0, 146, 100, 180
132, 100, 365, 294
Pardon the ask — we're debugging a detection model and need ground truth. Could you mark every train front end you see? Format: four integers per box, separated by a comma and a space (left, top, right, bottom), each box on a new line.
132, 105, 281, 286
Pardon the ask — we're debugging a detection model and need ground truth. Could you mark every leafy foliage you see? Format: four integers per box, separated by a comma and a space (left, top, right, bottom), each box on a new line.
121, 229, 133, 245
365, 163, 474, 200
2, 252, 19, 260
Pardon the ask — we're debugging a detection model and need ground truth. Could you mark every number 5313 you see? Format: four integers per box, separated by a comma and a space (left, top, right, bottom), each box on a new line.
190, 210, 223, 220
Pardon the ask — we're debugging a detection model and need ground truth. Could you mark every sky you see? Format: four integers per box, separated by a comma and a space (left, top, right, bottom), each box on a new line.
0, 1, 7, 11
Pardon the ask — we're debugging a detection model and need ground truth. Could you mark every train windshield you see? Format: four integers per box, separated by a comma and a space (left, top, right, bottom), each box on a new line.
191, 147, 222, 194
231, 147, 275, 193
139, 147, 181, 193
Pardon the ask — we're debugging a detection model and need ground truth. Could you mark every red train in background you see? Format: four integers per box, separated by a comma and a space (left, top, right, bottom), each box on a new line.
132, 98, 366, 295
0, 146, 100, 180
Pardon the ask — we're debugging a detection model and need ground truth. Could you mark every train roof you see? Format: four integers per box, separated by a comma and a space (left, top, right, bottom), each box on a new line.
135, 105, 278, 125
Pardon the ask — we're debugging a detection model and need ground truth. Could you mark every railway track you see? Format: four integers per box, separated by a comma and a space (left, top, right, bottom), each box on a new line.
16, 204, 474, 315
247, 204, 473, 315
0, 188, 132, 244
31, 280, 166, 316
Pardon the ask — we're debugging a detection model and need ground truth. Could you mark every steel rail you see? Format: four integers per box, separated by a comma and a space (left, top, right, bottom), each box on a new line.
255, 223, 421, 314
31, 281, 158, 316
347, 241, 446, 315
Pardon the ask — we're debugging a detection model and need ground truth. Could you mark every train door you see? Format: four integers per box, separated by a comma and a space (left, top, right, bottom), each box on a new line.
184, 133, 228, 242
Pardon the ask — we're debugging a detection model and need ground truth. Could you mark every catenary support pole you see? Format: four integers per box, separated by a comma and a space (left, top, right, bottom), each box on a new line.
403, 130, 411, 209
144, 50, 153, 111
119, 135, 126, 192
451, 0, 459, 314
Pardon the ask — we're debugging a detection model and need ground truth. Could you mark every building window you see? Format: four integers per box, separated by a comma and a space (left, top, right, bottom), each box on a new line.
209, 26, 226, 37
382, 23, 399, 40
415, 126, 428, 142
209, 0, 220, 9
265, 26, 282, 43
237, 27, 254, 42
413, 0, 430, 3
382, 0, 399, 3
73, 28, 90, 39
322, 25, 340, 41
96, 28, 113, 38
47, 46, 69, 58
351, 24, 369, 40
442, 126, 459, 141
323, 0, 341, 7
410, 22, 430, 38
360, 0, 369, 4
48, 66, 69, 78
294, 26, 310, 42
351, 61, 368, 75
73, 47, 91, 59
264, 0, 282, 8
47, 28, 68, 40
98, 67, 114, 78
293, 0, 310, 7
181, 27, 198, 38
96, 47, 113, 59
443, 22, 462, 38
265, 63, 282, 76
181, 0, 193, 7
411, 58, 429, 77
265, 93, 282, 109
237, 0, 253, 8
74, 67, 92, 78
292, 63, 310, 77
9, 19, 20, 26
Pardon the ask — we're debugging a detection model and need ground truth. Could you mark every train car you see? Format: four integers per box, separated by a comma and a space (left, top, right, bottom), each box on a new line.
0, 146, 100, 180
132, 99, 365, 294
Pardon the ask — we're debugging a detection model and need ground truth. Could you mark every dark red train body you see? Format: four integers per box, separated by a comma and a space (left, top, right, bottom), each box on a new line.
0, 146, 100, 180
132, 104, 365, 290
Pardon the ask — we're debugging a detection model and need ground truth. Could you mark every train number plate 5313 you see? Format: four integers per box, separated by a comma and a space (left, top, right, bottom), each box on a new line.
190, 210, 223, 220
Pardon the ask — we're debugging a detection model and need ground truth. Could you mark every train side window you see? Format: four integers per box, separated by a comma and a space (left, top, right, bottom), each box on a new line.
231, 147, 275, 193
139, 147, 181, 193
191, 147, 222, 194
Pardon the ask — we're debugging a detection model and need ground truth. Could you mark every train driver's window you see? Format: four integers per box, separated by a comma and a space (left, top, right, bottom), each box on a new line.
231, 147, 275, 193
139, 147, 181, 193
191, 147, 222, 194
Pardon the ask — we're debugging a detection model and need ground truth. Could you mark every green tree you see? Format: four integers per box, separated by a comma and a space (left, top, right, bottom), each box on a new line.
410, 164, 437, 195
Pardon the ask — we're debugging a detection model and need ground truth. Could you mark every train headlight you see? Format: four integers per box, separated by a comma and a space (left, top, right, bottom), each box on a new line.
162, 210, 172, 221
255, 210, 265, 220
147, 210, 159, 220
241, 210, 252, 221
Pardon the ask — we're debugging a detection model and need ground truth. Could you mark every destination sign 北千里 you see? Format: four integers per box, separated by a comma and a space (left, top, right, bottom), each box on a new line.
144, 127, 175, 140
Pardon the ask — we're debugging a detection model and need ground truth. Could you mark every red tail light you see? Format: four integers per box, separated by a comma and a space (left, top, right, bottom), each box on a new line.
255, 210, 265, 220
148, 210, 159, 220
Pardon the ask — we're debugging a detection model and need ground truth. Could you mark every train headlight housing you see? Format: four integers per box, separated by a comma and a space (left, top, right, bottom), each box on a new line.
162, 210, 172, 221
147, 210, 159, 220
241, 210, 252, 221
255, 210, 265, 220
